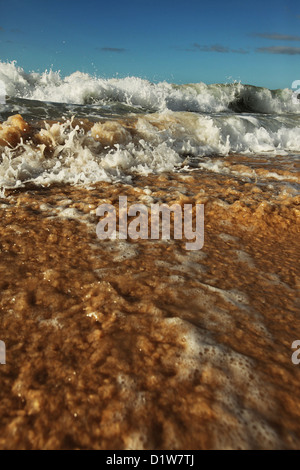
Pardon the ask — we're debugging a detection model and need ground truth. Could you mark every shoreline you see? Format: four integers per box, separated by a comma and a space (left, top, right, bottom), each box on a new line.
0, 167, 299, 449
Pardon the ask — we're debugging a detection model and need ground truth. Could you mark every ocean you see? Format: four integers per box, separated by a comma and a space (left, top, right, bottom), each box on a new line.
0, 60, 299, 450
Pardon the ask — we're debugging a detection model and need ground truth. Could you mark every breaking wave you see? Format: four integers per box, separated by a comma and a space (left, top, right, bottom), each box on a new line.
0, 61, 299, 115
0, 112, 299, 191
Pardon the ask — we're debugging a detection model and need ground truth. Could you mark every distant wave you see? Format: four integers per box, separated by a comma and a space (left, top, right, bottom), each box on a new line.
0, 61, 299, 115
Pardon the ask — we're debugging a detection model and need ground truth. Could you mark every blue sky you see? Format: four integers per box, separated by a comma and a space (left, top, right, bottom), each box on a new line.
0, 0, 299, 88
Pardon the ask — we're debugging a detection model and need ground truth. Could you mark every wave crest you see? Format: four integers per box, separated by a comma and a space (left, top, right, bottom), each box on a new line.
0, 61, 299, 114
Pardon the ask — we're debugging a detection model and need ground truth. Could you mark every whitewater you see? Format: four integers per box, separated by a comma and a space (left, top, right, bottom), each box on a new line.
0, 61, 299, 192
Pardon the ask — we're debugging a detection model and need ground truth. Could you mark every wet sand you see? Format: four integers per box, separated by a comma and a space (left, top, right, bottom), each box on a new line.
0, 158, 299, 449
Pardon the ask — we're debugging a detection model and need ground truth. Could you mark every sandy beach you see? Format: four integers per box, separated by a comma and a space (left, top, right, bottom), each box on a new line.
0, 128, 299, 448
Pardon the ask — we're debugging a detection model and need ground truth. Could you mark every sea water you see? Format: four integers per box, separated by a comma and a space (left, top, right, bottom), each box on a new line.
0, 61, 299, 450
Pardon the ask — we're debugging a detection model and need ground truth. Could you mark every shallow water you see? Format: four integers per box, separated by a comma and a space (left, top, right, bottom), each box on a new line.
0, 165, 299, 449
0, 64, 299, 449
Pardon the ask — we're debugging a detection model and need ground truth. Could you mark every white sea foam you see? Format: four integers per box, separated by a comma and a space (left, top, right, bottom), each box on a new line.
0, 112, 299, 191
0, 61, 299, 190
1, 61, 300, 114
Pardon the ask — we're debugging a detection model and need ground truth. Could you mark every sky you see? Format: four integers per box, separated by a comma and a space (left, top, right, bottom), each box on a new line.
0, 0, 299, 89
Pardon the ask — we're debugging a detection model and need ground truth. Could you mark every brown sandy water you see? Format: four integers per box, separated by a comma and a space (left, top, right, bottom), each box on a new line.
0, 115, 299, 449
